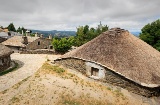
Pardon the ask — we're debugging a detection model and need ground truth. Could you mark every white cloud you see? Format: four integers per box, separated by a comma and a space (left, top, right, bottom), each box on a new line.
0, 0, 160, 32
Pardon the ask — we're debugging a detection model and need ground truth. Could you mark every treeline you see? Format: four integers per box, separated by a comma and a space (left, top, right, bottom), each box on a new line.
75, 24, 108, 46
1, 23, 28, 34
140, 19, 160, 51
54, 19, 160, 53
52, 24, 109, 53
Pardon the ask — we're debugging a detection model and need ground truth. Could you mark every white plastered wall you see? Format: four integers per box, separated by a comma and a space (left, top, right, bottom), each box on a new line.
85, 61, 105, 79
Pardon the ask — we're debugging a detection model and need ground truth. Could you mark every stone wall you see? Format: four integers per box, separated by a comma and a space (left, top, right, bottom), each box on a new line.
6, 46, 21, 53
0, 37, 7, 43
55, 58, 160, 97
20, 49, 56, 54
55, 58, 86, 74
103, 68, 160, 97
26, 38, 52, 50
86, 61, 105, 79
0, 55, 11, 72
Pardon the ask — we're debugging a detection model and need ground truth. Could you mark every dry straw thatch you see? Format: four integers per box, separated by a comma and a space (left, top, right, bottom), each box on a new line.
2, 36, 39, 47
58, 28, 160, 87
0, 44, 13, 57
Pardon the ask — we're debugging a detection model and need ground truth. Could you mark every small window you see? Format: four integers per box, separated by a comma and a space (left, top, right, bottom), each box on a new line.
2, 59, 5, 63
50, 46, 53, 49
91, 67, 99, 76
38, 41, 40, 45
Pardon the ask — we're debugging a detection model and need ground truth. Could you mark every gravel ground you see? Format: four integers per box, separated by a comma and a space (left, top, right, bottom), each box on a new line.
0, 53, 60, 92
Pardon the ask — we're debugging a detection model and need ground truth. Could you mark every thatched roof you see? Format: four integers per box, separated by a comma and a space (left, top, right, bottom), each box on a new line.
56, 28, 160, 87
0, 44, 13, 57
0, 28, 3, 32
2, 36, 39, 47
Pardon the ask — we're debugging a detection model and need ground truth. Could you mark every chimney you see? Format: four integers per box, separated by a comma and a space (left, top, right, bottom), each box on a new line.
40, 34, 43, 38
22, 36, 28, 45
22, 30, 24, 35
26, 30, 30, 36
49, 34, 52, 39
35, 32, 38, 37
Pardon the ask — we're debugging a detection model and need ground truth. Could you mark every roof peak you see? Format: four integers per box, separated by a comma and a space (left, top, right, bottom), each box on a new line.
108, 27, 129, 37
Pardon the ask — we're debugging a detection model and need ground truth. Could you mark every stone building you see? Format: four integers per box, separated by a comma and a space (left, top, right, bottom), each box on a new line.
0, 32, 10, 43
0, 44, 13, 72
26, 30, 30, 36
26, 38, 52, 50
0, 37, 7, 43
54, 28, 160, 97
2, 36, 52, 52
0, 31, 23, 43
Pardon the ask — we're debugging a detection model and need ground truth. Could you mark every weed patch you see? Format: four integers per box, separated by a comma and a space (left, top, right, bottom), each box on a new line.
58, 94, 108, 105
10, 96, 20, 103
42, 63, 65, 74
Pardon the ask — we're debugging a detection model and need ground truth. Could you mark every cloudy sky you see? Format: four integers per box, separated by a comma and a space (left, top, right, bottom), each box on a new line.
0, 0, 160, 32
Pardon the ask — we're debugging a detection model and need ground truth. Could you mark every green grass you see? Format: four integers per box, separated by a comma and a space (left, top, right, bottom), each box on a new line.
12, 76, 31, 89
42, 63, 65, 74
55, 67, 65, 73
58, 94, 107, 105
107, 87, 112, 91
10, 96, 20, 103
114, 90, 124, 97
0, 61, 18, 76
63, 100, 81, 105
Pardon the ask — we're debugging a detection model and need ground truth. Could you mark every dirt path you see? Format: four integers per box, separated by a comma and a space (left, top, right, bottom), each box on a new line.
0, 53, 60, 92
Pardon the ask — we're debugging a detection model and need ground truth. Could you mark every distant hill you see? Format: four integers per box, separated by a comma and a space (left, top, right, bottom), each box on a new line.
131, 31, 141, 37
31, 30, 76, 38
31, 29, 140, 38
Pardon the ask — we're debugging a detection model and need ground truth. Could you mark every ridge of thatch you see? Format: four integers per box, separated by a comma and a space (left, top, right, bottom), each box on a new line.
56, 27, 160, 87
2, 36, 39, 47
0, 44, 13, 57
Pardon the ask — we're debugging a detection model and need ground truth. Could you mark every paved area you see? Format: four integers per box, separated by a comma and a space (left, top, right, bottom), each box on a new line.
0, 53, 60, 92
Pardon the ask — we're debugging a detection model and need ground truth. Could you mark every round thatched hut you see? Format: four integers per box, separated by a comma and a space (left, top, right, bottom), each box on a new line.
55, 28, 160, 97
0, 44, 13, 72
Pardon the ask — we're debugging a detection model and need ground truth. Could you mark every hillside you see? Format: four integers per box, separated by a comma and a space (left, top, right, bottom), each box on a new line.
0, 61, 160, 105
31, 30, 76, 38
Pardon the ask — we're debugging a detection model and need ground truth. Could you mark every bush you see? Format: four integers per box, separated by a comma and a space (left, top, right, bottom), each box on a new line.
52, 37, 75, 53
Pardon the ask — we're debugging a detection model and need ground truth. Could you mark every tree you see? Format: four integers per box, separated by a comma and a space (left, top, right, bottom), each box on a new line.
102, 25, 109, 32
75, 23, 109, 46
52, 22, 109, 53
8, 23, 16, 32
17, 27, 27, 34
75, 26, 85, 46
17, 27, 21, 33
52, 37, 73, 53
139, 19, 160, 51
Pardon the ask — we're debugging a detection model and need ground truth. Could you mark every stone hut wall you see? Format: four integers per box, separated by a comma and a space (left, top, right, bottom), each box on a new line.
55, 58, 160, 97
6, 45, 21, 53
20, 49, 55, 54
26, 38, 52, 50
55, 58, 86, 74
0, 55, 11, 72
0, 37, 7, 43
